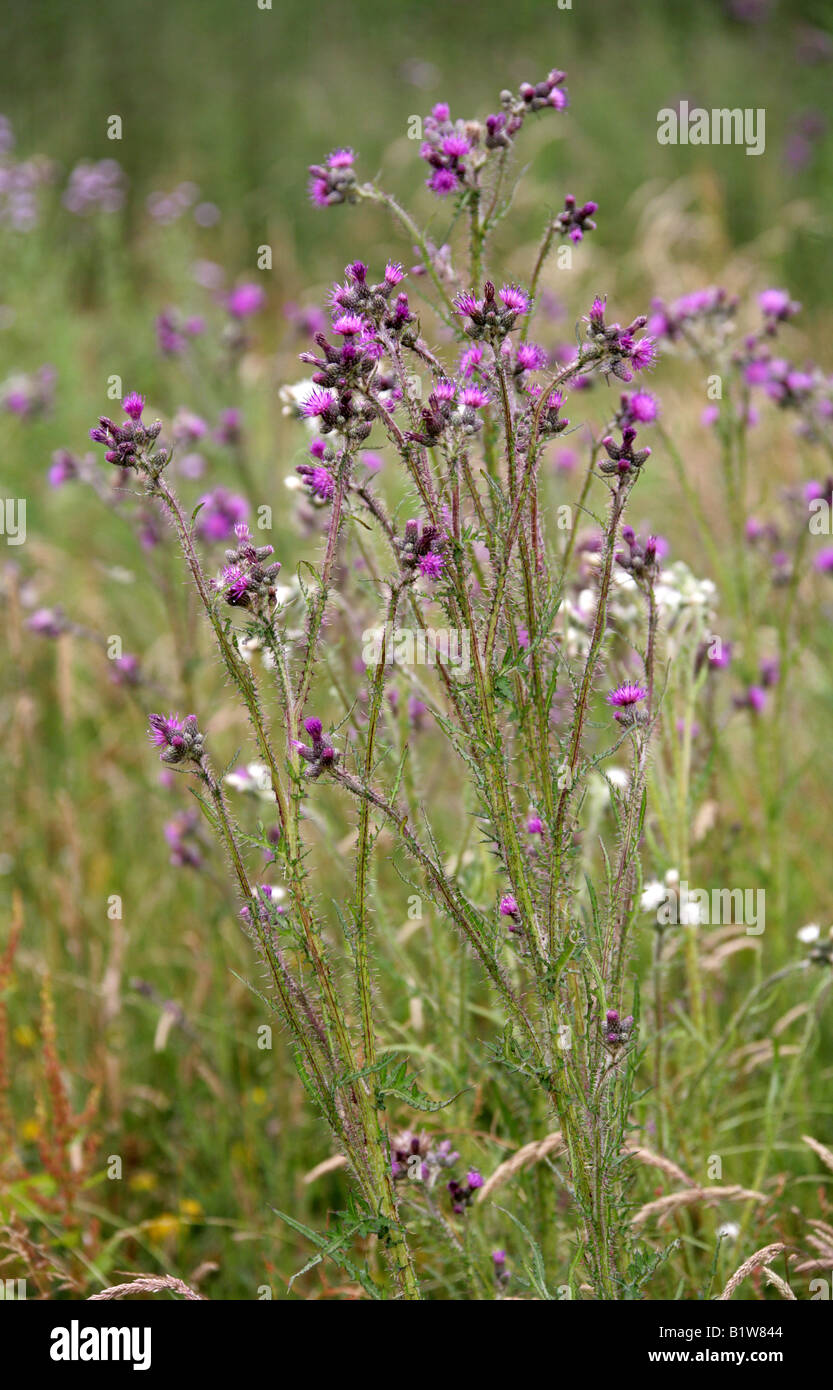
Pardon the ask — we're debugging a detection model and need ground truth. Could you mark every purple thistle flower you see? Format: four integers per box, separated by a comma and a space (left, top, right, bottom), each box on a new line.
48, 449, 80, 487
419, 551, 445, 580
516, 342, 547, 372
498, 284, 530, 315
220, 564, 250, 603
195, 488, 249, 543
148, 712, 186, 748
147, 712, 205, 765
454, 291, 482, 319
527, 816, 544, 835
227, 283, 265, 319
427, 167, 458, 195
607, 683, 648, 720
327, 148, 355, 169
759, 287, 800, 321
441, 133, 470, 158
302, 387, 338, 419
630, 337, 657, 372
332, 312, 366, 336
27, 607, 67, 637
814, 547, 833, 572
460, 384, 489, 409
307, 465, 335, 500
624, 390, 659, 424
746, 685, 767, 713
433, 377, 457, 402
122, 391, 145, 421
499, 894, 519, 917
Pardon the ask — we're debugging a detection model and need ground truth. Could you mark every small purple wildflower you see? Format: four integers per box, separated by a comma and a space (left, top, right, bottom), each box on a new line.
195, 488, 249, 543
147, 712, 205, 766
227, 283, 265, 319
607, 683, 648, 722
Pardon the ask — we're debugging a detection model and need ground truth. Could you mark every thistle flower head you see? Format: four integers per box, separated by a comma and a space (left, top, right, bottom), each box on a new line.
607, 683, 648, 723
122, 391, 145, 421
227, 283, 265, 319
498, 283, 530, 315
418, 551, 445, 580
607, 682, 648, 708
147, 712, 205, 766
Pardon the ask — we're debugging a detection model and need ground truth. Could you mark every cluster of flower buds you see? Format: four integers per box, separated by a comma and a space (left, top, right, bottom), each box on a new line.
89, 393, 165, 473
395, 519, 446, 582
292, 716, 338, 778
758, 287, 801, 330
329, 259, 414, 339
517, 69, 569, 112
447, 1169, 484, 1214
390, 1130, 459, 1187
585, 298, 657, 382
308, 148, 358, 207
553, 193, 598, 244
616, 526, 662, 584
485, 70, 568, 152
406, 377, 489, 446
419, 103, 477, 196
603, 1008, 634, 1049
215, 523, 282, 615
454, 281, 530, 341
483, 109, 523, 150
147, 712, 205, 766
648, 287, 737, 343
296, 438, 336, 503
527, 385, 570, 438
301, 384, 375, 442
599, 425, 651, 477
757, 357, 817, 410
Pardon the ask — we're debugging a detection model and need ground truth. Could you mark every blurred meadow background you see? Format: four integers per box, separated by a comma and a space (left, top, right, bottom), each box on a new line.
2, 0, 833, 1299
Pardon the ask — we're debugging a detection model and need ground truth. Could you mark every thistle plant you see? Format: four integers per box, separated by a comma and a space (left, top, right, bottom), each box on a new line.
53, 64, 831, 1301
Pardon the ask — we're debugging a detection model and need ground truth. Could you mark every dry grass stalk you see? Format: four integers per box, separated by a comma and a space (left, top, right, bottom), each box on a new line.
631, 1185, 767, 1230
762, 1267, 796, 1299
802, 1134, 833, 1174
476, 1132, 565, 1203
303, 1154, 349, 1185
88, 1274, 205, 1301
717, 1243, 787, 1300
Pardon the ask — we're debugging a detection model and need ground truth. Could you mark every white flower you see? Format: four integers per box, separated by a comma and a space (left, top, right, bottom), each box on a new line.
717, 1222, 740, 1240
225, 762, 276, 803
641, 880, 667, 913
664, 868, 680, 887
797, 923, 821, 943
607, 767, 628, 790
680, 900, 705, 926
